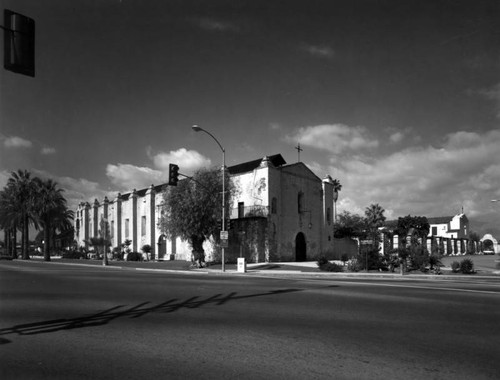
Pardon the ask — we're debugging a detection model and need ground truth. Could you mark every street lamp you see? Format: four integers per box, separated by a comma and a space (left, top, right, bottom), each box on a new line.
192, 125, 226, 272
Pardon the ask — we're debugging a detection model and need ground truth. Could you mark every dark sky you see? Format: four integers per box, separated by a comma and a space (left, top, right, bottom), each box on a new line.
1, 0, 499, 235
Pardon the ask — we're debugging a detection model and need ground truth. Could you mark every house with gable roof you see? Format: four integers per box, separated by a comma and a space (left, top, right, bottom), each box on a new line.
427, 214, 469, 239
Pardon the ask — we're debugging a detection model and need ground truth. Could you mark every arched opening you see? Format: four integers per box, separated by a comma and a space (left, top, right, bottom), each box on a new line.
483, 239, 494, 253
480, 234, 498, 254
295, 232, 307, 262
158, 235, 167, 260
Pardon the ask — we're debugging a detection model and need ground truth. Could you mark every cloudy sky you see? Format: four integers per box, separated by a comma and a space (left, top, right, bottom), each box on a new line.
1, 0, 499, 237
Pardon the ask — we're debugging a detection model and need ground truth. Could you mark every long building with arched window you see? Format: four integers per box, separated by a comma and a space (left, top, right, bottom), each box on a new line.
74, 154, 338, 262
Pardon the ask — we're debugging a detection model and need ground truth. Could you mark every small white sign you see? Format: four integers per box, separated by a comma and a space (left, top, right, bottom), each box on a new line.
220, 231, 228, 240
237, 257, 246, 273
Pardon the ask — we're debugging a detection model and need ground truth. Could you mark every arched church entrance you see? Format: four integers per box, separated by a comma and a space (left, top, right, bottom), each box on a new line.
295, 232, 307, 262
158, 235, 167, 260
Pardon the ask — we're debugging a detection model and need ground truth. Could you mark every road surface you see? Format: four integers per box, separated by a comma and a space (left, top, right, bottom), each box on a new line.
1, 260, 499, 379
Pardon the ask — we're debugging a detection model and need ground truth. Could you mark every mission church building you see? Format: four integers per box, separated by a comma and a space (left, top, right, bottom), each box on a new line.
74, 154, 338, 263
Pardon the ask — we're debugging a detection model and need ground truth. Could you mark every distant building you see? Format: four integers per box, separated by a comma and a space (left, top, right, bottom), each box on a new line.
381, 213, 476, 255
427, 214, 469, 239
74, 154, 338, 262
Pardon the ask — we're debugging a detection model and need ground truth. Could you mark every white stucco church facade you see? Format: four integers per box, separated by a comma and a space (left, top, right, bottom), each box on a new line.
74, 154, 338, 263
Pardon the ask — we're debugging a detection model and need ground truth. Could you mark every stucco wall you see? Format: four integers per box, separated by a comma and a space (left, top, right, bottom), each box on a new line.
75, 158, 335, 263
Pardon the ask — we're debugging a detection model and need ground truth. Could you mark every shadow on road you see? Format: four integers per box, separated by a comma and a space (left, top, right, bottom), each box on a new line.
0, 288, 302, 344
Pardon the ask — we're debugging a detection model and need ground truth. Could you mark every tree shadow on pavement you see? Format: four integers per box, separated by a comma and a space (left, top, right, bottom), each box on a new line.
0, 288, 302, 344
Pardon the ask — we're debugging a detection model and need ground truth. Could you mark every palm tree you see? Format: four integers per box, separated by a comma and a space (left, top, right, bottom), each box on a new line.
35, 178, 73, 261
365, 203, 386, 228
364, 203, 386, 244
332, 179, 342, 193
6, 170, 39, 259
0, 185, 19, 258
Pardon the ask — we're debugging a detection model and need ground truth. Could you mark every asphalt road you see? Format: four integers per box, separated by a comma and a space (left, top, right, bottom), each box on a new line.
0, 260, 499, 380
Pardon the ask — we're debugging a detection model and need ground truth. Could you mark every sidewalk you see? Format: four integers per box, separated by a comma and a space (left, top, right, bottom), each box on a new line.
24, 257, 500, 281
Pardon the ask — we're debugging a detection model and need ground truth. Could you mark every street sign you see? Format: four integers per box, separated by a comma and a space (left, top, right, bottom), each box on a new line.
221, 239, 228, 248
220, 231, 228, 240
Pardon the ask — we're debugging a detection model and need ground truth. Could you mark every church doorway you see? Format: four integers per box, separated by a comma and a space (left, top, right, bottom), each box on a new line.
158, 235, 167, 260
295, 232, 307, 262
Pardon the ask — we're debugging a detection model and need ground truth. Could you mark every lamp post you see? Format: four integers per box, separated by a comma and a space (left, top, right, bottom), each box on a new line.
192, 125, 226, 272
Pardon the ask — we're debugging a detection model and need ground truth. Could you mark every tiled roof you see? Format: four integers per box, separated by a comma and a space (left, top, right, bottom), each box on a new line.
228, 154, 286, 175
384, 215, 457, 228
427, 216, 454, 225
118, 184, 166, 200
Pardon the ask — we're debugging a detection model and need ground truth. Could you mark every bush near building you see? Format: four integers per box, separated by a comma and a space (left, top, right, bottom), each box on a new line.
317, 256, 343, 272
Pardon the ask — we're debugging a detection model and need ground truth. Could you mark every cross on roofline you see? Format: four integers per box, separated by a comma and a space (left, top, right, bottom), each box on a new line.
295, 143, 303, 162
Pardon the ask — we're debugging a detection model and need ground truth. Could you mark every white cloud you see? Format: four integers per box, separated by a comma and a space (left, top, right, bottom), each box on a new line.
269, 122, 282, 131
302, 44, 335, 59
287, 124, 379, 154
0, 170, 10, 189
41, 147, 56, 155
4, 136, 32, 148
386, 127, 412, 144
389, 131, 405, 144
314, 129, 500, 236
55, 175, 112, 209
475, 82, 500, 118
151, 148, 212, 174
195, 17, 237, 32
106, 164, 164, 191
28, 169, 114, 210
102, 148, 210, 194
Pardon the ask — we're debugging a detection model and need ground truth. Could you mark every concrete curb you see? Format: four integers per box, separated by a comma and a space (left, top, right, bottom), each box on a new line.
11, 259, 500, 281
203, 269, 500, 281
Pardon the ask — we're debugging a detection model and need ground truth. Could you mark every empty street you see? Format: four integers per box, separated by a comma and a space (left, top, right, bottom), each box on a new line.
1, 260, 499, 379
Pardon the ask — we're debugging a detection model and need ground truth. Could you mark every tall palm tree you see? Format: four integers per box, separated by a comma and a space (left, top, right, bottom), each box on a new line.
0, 184, 19, 258
365, 203, 386, 229
365, 203, 386, 244
332, 179, 342, 193
6, 170, 39, 259
35, 178, 73, 261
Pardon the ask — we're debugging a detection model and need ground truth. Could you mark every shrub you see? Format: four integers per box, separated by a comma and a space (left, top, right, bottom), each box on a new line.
112, 246, 123, 260
61, 250, 86, 259
316, 256, 343, 272
126, 251, 142, 261
322, 262, 344, 272
429, 254, 442, 270
316, 256, 329, 268
407, 244, 430, 272
460, 258, 475, 274
347, 258, 362, 272
383, 250, 399, 272
356, 246, 385, 271
451, 261, 460, 273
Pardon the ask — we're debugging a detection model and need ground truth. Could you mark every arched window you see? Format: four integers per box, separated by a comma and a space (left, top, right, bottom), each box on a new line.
271, 197, 277, 214
298, 191, 304, 213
